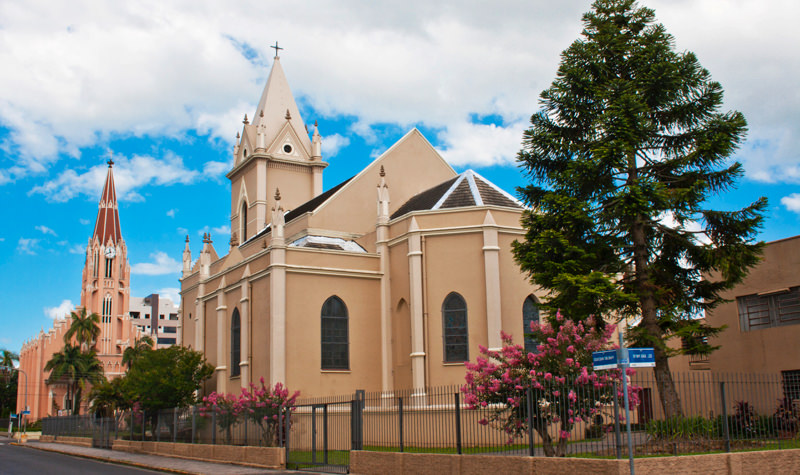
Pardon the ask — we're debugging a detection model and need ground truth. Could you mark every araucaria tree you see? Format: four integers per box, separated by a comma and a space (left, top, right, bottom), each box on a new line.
513, 0, 766, 417
463, 312, 636, 457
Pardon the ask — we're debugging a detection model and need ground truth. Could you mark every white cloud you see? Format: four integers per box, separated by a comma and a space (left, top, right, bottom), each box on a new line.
68, 243, 86, 254
166, 209, 176, 218
177, 227, 188, 236
44, 299, 74, 320
16, 237, 39, 255
0, 0, 796, 186
131, 251, 182, 275
29, 152, 199, 202
158, 287, 182, 305
439, 121, 527, 167
35, 225, 57, 236
0, 237, 5, 242
202, 161, 230, 177
80, 218, 90, 225
322, 133, 350, 158
781, 193, 800, 213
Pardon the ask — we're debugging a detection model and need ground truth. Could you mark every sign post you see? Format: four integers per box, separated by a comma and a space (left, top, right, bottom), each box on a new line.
592, 330, 655, 475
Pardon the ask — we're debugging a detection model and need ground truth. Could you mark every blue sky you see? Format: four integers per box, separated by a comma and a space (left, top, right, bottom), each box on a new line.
1, 0, 798, 353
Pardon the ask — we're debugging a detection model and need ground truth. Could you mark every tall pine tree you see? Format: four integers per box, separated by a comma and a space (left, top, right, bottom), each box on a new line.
513, 0, 766, 417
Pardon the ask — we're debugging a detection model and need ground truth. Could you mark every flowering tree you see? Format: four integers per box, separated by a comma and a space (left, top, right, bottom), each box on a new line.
238, 379, 299, 446
463, 312, 638, 457
201, 378, 299, 446
199, 392, 240, 444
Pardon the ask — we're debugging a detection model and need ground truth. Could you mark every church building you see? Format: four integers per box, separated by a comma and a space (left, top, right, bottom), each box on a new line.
18, 161, 141, 418
179, 53, 543, 398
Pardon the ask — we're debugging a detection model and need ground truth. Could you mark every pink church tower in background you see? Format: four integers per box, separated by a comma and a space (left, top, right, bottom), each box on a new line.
18, 159, 138, 418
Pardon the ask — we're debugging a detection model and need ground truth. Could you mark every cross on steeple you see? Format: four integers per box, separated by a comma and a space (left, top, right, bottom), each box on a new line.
107, 150, 114, 167
270, 41, 283, 59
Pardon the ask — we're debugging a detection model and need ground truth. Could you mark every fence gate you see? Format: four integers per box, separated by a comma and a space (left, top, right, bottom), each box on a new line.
286, 396, 361, 473
91, 416, 115, 449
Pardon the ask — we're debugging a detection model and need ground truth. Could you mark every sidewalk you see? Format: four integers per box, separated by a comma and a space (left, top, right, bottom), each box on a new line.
17, 440, 319, 475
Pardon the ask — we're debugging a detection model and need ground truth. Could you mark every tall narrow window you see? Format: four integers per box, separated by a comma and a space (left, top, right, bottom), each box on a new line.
230, 308, 241, 377
523, 295, 540, 354
442, 292, 468, 362
93, 250, 99, 277
240, 200, 248, 242
105, 258, 113, 278
321, 296, 349, 370
103, 295, 112, 324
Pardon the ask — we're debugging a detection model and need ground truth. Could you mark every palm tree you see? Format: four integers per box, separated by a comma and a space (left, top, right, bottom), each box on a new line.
44, 344, 104, 415
1, 349, 18, 368
122, 336, 154, 369
64, 308, 101, 351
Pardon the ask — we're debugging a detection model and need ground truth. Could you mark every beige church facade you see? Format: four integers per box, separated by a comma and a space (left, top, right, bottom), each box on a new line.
180, 55, 543, 398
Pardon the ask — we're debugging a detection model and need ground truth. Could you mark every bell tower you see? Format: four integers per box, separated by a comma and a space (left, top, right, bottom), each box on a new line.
226, 46, 327, 245
80, 159, 131, 356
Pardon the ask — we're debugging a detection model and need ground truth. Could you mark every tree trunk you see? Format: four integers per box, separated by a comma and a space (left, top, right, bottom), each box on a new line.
631, 206, 683, 418
535, 422, 556, 457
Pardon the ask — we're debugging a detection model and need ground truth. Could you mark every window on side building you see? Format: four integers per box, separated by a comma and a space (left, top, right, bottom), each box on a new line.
321, 296, 349, 370
442, 292, 468, 363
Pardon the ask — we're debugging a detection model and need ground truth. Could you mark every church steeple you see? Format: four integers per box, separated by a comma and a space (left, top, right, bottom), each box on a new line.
226, 47, 328, 244
250, 55, 311, 155
93, 159, 122, 246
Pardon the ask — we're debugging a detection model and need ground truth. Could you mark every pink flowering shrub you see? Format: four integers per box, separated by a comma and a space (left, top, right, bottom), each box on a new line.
200, 379, 299, 446
463, 311, 639, 457
238, 378, 300, 446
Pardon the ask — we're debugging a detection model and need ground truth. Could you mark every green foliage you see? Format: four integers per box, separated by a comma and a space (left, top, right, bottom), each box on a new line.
122, 335, 154, 369
89, 377, 127, 416
64, 308, 102, 351
646, 416, 719, 440
44, 344, 104, 415
513, 0, 765, 417
120, 345, 213, 413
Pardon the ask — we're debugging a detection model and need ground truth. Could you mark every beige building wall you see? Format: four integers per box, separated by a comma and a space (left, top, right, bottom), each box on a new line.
706, 235, 800, 377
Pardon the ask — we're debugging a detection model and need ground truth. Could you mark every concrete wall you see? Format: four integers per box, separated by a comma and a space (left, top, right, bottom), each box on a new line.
350, 449, 800, 475
112, 440, 284, 469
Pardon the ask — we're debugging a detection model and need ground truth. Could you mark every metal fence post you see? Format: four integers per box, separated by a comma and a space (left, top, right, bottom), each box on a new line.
398, 397, 404, 453
142, 410, 146, 441
191, 406, 197, 444
454, 392, 462, 455
613, 381, 622, 459
130, 411, 134, 441
278, 403, 284, 448
526, 386, 535, 457
173, 408, 178, 443
351, 390, 364, 451
720, 381, 730, 453
211, 411, 217, 445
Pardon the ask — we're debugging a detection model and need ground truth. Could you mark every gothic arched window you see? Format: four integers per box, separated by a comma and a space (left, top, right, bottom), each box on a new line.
240, 200, 248, 243
231, 308, 241, 377
321, 296, 349, 370
523, 295, 541, 354
442, 292, 468, 362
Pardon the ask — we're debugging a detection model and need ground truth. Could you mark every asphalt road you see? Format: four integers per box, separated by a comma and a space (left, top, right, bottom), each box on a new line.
0, 440, 166, 475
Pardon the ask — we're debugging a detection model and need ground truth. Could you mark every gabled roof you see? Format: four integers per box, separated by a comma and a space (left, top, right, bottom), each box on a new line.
93, 161, 122, 245
391, 170, 523, 219
249, 176, 354, 242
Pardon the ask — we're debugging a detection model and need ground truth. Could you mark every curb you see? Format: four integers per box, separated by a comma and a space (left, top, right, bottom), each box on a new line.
12, 442, 195, 475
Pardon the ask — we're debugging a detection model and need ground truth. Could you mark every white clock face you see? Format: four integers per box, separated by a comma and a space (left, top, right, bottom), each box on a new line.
105, 247, 116, 259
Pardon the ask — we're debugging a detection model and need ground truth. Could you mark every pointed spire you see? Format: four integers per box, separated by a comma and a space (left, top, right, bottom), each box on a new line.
93, 153, 122, 245
243, 114, 249, 125
251, 56, 311, 152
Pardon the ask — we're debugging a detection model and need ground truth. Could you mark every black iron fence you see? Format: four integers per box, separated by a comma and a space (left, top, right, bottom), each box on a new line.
41, 372, 800, 460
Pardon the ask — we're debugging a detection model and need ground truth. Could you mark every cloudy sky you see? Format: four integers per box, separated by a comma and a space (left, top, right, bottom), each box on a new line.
1, 0, 798, 352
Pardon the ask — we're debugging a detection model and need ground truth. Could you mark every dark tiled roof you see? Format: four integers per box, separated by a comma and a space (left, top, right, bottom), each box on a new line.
251, 176, 354, 241
440, 180, 475, 209
474, 178, 519, 208
390, 170, 522, 220
390, 176, 459, 219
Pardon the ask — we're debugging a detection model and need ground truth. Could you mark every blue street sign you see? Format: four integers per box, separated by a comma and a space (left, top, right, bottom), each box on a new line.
628, 347, 655, 367
21, 410, 30, 415
592, 350, 618, 370
10, 413, 17, 419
